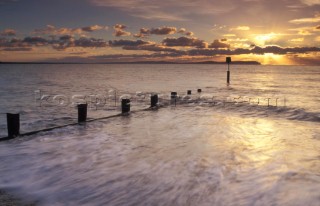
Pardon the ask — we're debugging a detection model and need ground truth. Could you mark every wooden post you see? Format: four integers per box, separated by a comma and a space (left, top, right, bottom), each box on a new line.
226, 57, 231, 84
77, 104, 87, 123
171, 92, 177, 105
151, 94, 158, 108
171, 92, 177, 99
7, 113, 20, 138
121, 99, 130, 113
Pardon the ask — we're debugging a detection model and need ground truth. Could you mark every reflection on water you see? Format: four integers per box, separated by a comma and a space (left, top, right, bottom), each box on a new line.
0, 64, 319, 205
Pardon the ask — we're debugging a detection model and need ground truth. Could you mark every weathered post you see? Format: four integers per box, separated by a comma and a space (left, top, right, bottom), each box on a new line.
77, 104, 87, 123
226, 57, 231, 84
171, 92, 177, 99
7, 113, 20, 138
151, 94, 158, 108
121, 99, 130, 113
171, 92, 177, 106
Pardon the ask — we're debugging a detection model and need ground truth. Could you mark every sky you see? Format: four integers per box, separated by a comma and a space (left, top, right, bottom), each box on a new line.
0, 0, 320, 65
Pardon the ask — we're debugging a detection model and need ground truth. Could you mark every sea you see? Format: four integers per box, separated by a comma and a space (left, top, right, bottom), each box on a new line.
0, 64, 319, 205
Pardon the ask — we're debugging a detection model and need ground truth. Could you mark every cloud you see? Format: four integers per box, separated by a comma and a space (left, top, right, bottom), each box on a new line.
109, 39, 152, 47
1, 29, 16, 36
23, 37, 48, 46
177, 28, 194, 36
289, 38, 304, 42
289, 16, 320, 24
59, 35, 73, 41
185, 31, 194, 36
298, 30, 313, 35
150, 27, 177, 35
0, 35, 108, 51
208, 39, 230, 48
300, 0, 320, 6
2, 47, 33, 52
230, 26, 250, 31
73, 37, 108, 47
178, 28, 186, 33
316, 25, 320, 29
34, 25, 106, 35
90, 0, 238, 21
186, 46, 320, 56
122, 44, 181, 53
114, 30, 131, 37
113, 24, 127, 30
223, 34, 236, 37
81, 25, 106, 32
52, 37, 108, 50
162, 37, 206, 48
134, 26, 179, 38
113, 24, 131, 37
133, 33, 146, 38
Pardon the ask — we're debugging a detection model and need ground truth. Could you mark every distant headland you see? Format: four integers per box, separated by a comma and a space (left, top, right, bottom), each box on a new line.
0, 61, 261, 65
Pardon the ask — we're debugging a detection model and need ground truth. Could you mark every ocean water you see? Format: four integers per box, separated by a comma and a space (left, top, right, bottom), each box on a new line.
0, 64, 319, 205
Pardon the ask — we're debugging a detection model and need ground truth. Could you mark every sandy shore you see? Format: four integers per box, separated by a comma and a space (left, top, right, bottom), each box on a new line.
0, 190, 36, 206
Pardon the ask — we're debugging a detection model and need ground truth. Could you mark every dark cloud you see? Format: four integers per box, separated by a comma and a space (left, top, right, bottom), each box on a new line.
53, 37, 107, 50
23, 37, 48, 44
1, 35, 108, 51
74, 37, 107, 47
187, 49, 230, 56
287, 54, 320, 65
162, 37, 206, 48
186, 46, 320, 56
208, 39, 230, 49
89, 53, 184, 61
1, 29, 16, 36
150, 27, 177, 35
0, 38, 31, 49
122, 44, 181, 53
2, 47, 33, 52
109, 39, 151, 47
316, 25, 320, 29
59, 35, 73, 41
134, 27, 177, 37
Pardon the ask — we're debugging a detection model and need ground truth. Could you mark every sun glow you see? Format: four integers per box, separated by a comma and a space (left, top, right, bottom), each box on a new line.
261, 53, 286, 65
254, 33, 278, 46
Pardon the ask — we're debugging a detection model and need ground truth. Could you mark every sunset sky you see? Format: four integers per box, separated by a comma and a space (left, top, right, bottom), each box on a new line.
0, 0, 319, 65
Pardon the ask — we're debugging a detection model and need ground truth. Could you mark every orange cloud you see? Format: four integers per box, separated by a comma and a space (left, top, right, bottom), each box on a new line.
1, 29, 16, 36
